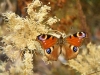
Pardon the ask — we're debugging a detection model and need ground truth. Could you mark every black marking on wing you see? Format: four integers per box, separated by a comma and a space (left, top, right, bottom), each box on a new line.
69, 35, 71, 38
73, 33, 77, 37
79, 32, 82, 36
47, 35, 52, 39
41, 34, 46, 38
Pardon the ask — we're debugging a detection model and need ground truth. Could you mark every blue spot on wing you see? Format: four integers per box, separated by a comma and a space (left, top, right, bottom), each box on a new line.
73, 46, 78, 52
46, 48, 51, 54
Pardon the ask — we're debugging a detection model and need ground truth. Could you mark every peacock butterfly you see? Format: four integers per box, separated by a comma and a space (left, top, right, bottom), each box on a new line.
37, 32, 87, 61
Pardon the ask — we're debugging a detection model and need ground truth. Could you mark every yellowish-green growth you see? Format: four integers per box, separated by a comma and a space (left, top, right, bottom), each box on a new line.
67, 43, 100, 75
2, 0, 59, 59
0, 0, 59, 75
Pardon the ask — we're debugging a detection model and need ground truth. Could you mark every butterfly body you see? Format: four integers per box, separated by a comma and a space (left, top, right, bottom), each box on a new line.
37, 32, 86, 61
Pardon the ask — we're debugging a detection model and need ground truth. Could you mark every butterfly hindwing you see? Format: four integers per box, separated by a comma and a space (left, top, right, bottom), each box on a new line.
44, 45, 61, 60
62, 43, 79, 60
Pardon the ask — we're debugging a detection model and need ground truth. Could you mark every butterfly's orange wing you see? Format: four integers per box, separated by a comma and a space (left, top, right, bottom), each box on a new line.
63, 32, 87, 60
44, 45, 61, 61
37, 34, 61, 60
37, 34, 57, 49
66, 32, 86, 47
62, 44, 79, 60
37, 32, 87, 61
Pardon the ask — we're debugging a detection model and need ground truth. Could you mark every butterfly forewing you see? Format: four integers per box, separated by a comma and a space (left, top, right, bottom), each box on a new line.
66, 32, 86, 47
62, 43, 79, 60
66, 36, 82, 47
37, 34, 58, 49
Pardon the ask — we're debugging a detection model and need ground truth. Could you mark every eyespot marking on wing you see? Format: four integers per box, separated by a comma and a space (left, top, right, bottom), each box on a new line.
46, 48, 51, 54
70, 45, 79, 53
77, 32, 87, 38
45, 47, 53, 54
37, 34, 47, 41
